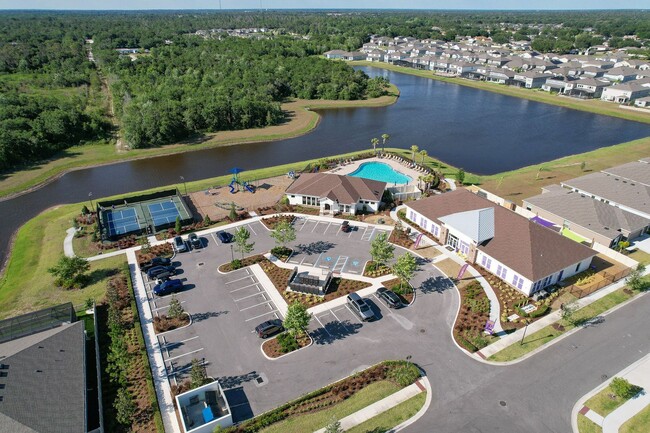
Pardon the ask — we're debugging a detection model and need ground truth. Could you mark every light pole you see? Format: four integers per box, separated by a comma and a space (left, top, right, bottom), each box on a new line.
520, 319, 530, 346
179, 176, 187, 196
88, 192, 94, 212
230, 244, 234, 262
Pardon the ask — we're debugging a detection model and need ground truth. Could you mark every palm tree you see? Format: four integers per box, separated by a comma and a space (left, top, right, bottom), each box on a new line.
419, 149, 428, 165
410, 145, 419, 162
381, 133, 390, 154
371, 137, 380, 155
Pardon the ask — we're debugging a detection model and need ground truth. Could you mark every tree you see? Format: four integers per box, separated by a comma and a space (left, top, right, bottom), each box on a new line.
560, 301, 579, 325
617, 240, 630, 252
324, 418, 344, 433
626, 263, 647, 291
81, 205, 90, 215
270, 219, 296, 249
114, 387, 136, 425
229, 202, 238, 221
203, 214, 212, 225
392, 253, 418, 291
419, 149, 428, 165
167, 295, 184, 319
233, 226, 255, 260
381, 133, 390, 154
456, 168, 466, 185
175, 216, 182, 234
371, 137, 379, 155
610, 377, 640, 399
283, 301, 312, 337
370, 232, 394, 267
48, 255, 90, 289
190, 358, 208, 389
580, 161, 587, 171
410, 145, 419, 162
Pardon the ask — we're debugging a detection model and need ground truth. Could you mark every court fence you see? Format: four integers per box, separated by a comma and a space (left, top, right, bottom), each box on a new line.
0, 302, 76, 344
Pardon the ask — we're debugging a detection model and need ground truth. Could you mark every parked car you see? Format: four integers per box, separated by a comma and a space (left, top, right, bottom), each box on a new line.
341, 220, 352, 233
255, 319, 284, 338
141, 256, 172, 271
147, 265, 177, 280
153, 279, 183, 296
188, 232, 202, 249
173, 236, 187, 252
347, 293, 376, 321
216, 231, 233, 243
376, 287, 402, 308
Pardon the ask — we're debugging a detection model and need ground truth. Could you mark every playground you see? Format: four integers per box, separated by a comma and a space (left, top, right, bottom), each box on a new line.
188, 172, 295, 220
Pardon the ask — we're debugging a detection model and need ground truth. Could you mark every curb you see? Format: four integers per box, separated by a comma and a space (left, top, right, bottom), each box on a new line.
393, 374, 432, 432
259, 333, 314, 361
155, 311, 193, 338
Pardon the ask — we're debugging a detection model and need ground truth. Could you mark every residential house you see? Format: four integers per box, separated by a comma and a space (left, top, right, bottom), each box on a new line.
524, 185, 650, 248
323, 50, 364, 61
486, 68, 515, 85
603, 66, 640, 83
601, 82, 650, 103
405, 189, 596, 296
513, 71, 553, 88
634, 96, 650, 108
542, 76, 576, 93
366, 49, 384, 62
285, 173, 386, 215
564, 77, 611, 99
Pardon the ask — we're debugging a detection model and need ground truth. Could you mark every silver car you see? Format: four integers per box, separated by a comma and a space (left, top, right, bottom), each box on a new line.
347, 293, 376, 321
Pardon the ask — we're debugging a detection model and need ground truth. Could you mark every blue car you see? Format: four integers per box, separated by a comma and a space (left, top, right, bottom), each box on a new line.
153, 279, 183, 296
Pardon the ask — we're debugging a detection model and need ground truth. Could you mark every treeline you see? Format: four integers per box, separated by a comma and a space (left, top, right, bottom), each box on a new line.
101, 37, 388, 149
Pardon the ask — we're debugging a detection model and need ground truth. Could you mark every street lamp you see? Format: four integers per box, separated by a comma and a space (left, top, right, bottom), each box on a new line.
179, 176, 188, 196
520, 319, 530, 346
88, 192, 94, 212
230, 244, 234, 262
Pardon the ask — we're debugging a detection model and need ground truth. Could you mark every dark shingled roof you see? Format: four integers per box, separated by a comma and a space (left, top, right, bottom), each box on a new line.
286, 173, 386, 204
407, 189, 596, 281
0, 321, 86, 433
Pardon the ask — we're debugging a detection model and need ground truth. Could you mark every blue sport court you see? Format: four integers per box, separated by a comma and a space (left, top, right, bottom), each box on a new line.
148, 201, 182, 227
104, 208, 141, 237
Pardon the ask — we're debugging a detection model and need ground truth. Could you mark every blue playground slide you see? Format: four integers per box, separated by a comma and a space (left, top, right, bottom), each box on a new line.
243, 182, 255, 193
229, 180, 236, 193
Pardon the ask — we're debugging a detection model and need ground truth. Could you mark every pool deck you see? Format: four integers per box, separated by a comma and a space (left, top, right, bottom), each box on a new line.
327, 156, 423, 184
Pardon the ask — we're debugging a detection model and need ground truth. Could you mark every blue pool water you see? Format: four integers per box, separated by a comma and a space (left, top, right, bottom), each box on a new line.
349, 162, 412, 184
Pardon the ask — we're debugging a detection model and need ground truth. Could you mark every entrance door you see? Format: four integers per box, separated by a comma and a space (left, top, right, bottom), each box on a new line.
324, 203, 331, 211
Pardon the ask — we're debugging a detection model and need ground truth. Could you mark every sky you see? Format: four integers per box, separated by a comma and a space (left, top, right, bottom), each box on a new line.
0, 0, 647, 10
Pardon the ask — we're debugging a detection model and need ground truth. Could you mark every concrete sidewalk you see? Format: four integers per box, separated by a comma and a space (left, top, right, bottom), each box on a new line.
572, 353, 650, 433
313, 378, 428, 433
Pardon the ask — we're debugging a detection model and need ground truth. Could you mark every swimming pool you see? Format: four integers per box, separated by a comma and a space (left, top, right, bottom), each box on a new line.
349, 162, 412, 185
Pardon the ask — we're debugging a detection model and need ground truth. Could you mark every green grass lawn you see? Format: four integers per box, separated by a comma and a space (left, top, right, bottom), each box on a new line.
260, 381, 401, 433
620, 402, 650, 433
345, 392, 426, 433
628, 249, 650, 265
489, 286, 638, 362
585, 385, 628, 417
578, 414, 602, 433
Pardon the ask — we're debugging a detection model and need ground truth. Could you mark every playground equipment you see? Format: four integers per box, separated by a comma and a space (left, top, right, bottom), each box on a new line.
228, 167, 255, 194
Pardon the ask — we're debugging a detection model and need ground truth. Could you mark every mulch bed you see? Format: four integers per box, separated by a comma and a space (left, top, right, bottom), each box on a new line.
453, 280, 492, 353
389, 229, 414, 249
363, 261, 392, 278
262, 334, 311, 358
136, 243, 174, 266
153, 314, 190, 333
219, 254, 266, 272
261, 214, 295, 230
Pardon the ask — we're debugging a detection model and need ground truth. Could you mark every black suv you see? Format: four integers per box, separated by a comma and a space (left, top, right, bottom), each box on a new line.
141, 257, 172, 271
255, 319, 284, 338
216, 231, 233, 243
188, 232, 202, 249
147, 265, 177, 280
376, 287, 402, 308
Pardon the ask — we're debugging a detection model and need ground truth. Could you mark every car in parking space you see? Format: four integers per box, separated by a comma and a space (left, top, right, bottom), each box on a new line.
347, 292, 376, 321
216, 231, 233, 243
255, 319, 284, 338
146, 265, 177, 280
141, 256, 172, 271
153, 278, 183, 296
341, 220, 352, 233
188, 232, 202, 249
376, 287, 402, 308
173, 236, 188, 252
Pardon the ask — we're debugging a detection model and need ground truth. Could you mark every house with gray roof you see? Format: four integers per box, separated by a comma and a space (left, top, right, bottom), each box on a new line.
0, 303, 99, 433
601, 82, 650, 103
405, 189, 596, 296
602, 161, 650, 187
285, 173, 386, 215
523, 185, 650, 248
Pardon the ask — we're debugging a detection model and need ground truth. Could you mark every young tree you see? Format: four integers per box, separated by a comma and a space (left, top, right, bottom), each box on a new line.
324, 418, 344, 433
381, 133, 390, 154
114, 387, 136, 425
610, 377, 639, 399
270, 219, 296, 250
233, 226, 255, 260
167, 295, 184, 319
283, 301, 312, 337
392, 253, 418, 291
48, 255, 90, 289
190, 358, 208, 389
81, 205, 90, 215
419, 149, 428, 165
370, 137, 379, 154
560, 301, 579, 325
175, 216, 182, 234
203, 214, 212, 225
229, 202, 238, 221
370, 232, 394, 268
456, 168, 466, 185
626, 263, 647, 291
410, 145, 419, 162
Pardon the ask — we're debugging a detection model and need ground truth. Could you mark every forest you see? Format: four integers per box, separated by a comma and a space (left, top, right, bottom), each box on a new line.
0, 10, 649, 169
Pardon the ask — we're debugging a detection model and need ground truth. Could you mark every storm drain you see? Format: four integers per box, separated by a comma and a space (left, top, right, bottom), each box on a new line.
254, 372, 268, 388
499, 401, 507, 407
197, 262, 205, 267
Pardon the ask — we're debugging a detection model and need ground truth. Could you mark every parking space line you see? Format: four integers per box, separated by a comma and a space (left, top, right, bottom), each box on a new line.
161, 336, 199, 347
211, 233, 220, 245
332, 256, 348, 273
330, 308, 354, 332
245, 310, 279, 322
225, 275, 254, 285
239, 300, 271, 311
344, 305, 364, 324
229, 282, 260, 293
234, 291, 264, 302
372, 293, 390, 310
247, 224, 258, 236
151, 300, 186, 312
325, 222, 332, 233
164, 347, 204, 362
312, 252, 325, 268
314, 316, 333, 337
311, 221, 322, 232
299, 220, 308, 231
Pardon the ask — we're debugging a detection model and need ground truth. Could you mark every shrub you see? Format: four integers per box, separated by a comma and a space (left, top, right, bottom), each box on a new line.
386, 361, 420, 387
610, 377, 640, 399
277, 333, 299, 353
231, 259, 242, 270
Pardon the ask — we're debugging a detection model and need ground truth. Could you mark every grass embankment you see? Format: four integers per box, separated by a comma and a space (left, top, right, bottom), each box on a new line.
260, 381, 400, 433
577, 414, 602, 433
345, 393, 426, 433
620, 403, 650, 433
0, 86, 398, 200
350, 61, 650, 124
585, 385, 629, 417
488, 286, 641, 362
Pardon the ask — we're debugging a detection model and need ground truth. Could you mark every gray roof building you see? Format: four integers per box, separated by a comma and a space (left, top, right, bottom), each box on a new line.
0, 321, 87, 433
602, 161, 650, 186
286, 173, 386, 204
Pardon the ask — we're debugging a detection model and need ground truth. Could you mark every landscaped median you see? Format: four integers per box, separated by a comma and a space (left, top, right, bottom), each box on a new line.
220, 361, 425, 433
